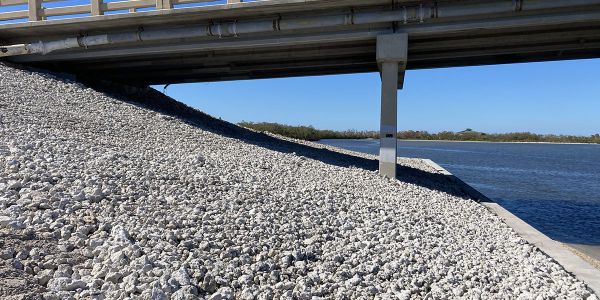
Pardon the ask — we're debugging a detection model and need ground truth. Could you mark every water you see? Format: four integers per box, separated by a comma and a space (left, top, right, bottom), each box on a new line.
318, 139, 600, 245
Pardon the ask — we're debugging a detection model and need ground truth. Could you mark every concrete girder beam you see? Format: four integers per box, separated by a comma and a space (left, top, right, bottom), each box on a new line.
376, 33, 408, 178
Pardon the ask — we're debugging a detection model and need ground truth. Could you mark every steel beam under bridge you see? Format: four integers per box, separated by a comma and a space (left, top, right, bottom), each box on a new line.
3, 0, 600, 83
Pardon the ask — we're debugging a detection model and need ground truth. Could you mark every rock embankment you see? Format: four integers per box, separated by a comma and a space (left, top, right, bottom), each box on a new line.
0, 63, 596, 299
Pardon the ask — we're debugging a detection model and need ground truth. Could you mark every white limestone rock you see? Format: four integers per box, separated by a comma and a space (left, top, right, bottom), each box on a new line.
0, 215, 12, 228
0, 62, 595, 299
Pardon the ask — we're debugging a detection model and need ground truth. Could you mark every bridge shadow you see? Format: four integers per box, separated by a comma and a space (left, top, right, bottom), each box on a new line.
84, 79, 483, 202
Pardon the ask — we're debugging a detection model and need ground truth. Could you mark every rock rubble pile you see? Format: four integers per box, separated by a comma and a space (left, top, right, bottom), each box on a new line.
0, 63, 596, 299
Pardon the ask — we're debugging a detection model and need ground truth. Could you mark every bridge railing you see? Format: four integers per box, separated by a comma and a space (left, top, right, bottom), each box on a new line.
0, 0, 245, 23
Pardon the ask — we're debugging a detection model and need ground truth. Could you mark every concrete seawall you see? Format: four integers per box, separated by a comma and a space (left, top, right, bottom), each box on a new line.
422, 159, 600, 296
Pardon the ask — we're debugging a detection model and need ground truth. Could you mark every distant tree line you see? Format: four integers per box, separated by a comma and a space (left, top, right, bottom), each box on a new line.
239, 122, 600, 144
396, 130, 600, 144
238, 122, 377, 141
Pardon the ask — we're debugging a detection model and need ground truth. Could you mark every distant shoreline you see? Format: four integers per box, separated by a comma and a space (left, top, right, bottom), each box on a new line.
401, 139, 600, 145
239, 122, 600, 145
323, 138, 600, 145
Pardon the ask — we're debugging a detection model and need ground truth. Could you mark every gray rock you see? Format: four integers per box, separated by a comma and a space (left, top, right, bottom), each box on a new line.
54, 264, 73, 278
0, 62, 594, 300
171, 285, 198, 300
171, 266, 191, 286
0, 247, 16, 260
110, 225, 132, 244
7, 180, 22, 190
105, 272, 123, 283
11, 259, 24, 270
208, 287, 234, 300
47, 277, 87, 291
202, 273, 217, 293
151, 286, 168, 300
0, 215, 12, 227
36, 269, 54, 286
15, 250, 29, 260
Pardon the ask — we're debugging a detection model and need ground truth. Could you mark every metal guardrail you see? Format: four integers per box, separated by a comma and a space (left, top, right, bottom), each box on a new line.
0, 0, 244, 22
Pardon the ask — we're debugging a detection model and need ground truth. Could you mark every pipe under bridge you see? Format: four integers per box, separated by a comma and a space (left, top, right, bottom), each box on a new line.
1, 0, 600, 177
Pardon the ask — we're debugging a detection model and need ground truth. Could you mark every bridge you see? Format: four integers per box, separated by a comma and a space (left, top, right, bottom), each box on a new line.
1, 0, 600, 177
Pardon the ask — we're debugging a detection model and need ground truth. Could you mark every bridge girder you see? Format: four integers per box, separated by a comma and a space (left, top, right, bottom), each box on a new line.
0, 0, 599, 85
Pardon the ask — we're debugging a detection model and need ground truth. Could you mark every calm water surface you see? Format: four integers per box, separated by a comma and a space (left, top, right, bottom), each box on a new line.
318, 139, 600, 245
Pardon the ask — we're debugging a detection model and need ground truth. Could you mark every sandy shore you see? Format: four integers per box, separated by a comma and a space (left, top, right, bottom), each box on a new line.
564, 244, 600, 270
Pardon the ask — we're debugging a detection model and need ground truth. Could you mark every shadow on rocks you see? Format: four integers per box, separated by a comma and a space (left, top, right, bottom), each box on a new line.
0, 230, 50, 300
79, 79, 483, 202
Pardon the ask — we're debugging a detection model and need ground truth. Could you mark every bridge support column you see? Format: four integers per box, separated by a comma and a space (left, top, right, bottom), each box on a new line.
377, 33, 408, 178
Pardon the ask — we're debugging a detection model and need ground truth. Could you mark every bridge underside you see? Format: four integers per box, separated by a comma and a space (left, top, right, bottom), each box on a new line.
1, 0, 600, 85
10, 29, 600, 86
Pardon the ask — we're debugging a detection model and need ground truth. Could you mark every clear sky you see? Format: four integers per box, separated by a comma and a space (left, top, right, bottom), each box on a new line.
159, 59, 600, 136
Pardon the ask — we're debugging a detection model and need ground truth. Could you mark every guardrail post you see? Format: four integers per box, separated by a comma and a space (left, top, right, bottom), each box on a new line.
91, 0, 103, 16
27, 0, 42, 21
156, 0, 172, 10
376, 33, 408, 178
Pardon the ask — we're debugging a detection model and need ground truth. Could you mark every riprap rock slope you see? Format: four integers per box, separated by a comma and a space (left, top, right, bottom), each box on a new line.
0, 63, 595, 299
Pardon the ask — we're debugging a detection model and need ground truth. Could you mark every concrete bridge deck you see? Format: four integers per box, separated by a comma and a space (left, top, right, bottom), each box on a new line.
1, 0, 600, 85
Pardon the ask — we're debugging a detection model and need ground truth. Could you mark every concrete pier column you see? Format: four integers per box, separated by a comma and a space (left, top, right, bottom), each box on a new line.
376, 34, 408, 178
379, 61, 399, 178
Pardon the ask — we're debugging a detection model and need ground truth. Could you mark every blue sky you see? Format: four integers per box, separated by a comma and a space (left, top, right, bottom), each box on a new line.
160, 59, 600, 135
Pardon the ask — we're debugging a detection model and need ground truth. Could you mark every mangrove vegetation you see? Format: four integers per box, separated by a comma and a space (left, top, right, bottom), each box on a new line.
239, 122, 600, 144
